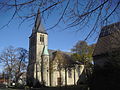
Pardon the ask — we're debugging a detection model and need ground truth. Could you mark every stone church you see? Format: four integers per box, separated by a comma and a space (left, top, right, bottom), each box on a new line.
27, 9, 84, 87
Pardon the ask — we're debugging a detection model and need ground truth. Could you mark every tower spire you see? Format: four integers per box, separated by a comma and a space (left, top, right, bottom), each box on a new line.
35, 9, 41, 30
32, 9, 47, 34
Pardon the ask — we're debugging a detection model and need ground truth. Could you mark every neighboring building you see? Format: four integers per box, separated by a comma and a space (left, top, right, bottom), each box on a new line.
27, 9, 84, 87
0, 73, 9, 85
93, 22, 120, 67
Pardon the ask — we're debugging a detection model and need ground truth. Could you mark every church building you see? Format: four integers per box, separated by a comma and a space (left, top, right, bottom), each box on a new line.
27, 9, 84, 87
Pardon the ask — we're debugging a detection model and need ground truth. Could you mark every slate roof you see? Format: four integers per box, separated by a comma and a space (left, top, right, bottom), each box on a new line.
48, 50, 82, 67
99, 22, 120, 37
93, 22, 120, 56
32, 9, 47, 34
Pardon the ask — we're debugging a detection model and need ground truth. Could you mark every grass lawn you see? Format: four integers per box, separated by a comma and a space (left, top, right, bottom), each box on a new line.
31, 85, 89, 90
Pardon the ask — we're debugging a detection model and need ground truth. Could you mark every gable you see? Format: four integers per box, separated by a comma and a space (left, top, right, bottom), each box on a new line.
93, 22, 120, 56
48, 50, 82, 68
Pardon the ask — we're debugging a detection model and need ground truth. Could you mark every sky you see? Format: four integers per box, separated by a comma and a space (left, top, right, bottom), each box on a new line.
1, 0, 119, 52
0, 9, 97, 53
0, 0, 119, 53
0, 17, 96, 52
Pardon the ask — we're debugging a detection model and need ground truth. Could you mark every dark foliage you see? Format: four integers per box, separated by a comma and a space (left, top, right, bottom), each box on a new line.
89, 63, 120, 90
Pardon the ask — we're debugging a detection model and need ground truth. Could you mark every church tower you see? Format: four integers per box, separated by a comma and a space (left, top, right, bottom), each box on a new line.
27, 9, 49, 86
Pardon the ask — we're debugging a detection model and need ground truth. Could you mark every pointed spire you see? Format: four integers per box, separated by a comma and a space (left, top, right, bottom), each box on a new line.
35, 9, 40, 30
32, 9, 47, 34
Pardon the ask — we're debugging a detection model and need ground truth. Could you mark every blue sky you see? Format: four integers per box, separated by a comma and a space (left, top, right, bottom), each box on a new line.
0, 18, 96, 52
1, 0, 119, 52
0, 0, 119, 53
0, 8, 97, 53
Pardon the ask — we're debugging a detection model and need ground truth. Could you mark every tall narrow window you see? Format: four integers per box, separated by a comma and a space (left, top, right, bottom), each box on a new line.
68, 69, 72, 78
40, 35, 44, 44
42, 35, 44, 42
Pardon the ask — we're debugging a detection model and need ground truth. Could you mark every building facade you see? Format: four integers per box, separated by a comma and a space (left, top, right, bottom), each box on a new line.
27, 9, 84, 87
93, 22, 120, 67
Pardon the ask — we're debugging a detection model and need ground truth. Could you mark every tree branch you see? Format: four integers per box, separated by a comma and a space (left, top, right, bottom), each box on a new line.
46, 0, 70, 30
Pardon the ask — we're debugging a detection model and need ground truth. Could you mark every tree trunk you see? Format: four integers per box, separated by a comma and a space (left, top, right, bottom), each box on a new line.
9, 72, 12, 86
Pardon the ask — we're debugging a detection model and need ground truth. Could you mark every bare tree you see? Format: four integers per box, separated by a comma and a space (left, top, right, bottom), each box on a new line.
0, 46, 16, 85
0, 0, 120, 40
0, 46, 28, 85
14, 48, 28, 85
